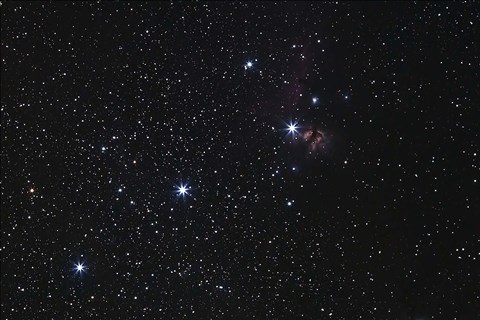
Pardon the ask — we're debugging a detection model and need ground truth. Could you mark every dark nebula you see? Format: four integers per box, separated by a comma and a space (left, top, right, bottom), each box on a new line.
303, 127, 326, 151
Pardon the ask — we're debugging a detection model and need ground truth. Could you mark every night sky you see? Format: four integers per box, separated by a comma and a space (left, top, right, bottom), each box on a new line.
1, 2, 479, 319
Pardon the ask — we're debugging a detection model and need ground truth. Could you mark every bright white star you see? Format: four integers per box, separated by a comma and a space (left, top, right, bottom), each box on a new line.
312, 97, 318, 104
176, 183, 190, 197
288, 122, 298, 134
73, 261, 87, 275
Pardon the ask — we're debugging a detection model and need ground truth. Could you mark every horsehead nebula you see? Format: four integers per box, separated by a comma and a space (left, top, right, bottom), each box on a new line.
283, 119, 331, 155
302, 126, 327, 152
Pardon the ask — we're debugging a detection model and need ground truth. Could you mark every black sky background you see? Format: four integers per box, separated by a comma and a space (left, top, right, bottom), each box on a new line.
1, 2, 479, 319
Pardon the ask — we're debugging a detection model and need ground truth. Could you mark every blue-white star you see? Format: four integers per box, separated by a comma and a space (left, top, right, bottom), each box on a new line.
179, 186, 187, 195
175, 183, 191, 198
244, 61, 254, 70
286, 121, 299, 135
73, 261, 87, 275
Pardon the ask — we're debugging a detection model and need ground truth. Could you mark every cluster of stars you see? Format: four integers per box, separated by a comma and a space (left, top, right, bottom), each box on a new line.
2, 2, 477, 319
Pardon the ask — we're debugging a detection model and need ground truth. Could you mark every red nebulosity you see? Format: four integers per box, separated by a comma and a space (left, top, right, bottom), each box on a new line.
303, 127, 326, 151
284, 38, 313, 111
260, 37, 313, 114
254, 37, 313, 117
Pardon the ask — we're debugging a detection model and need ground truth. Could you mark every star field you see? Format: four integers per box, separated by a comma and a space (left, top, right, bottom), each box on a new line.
1, 2, 479, 319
